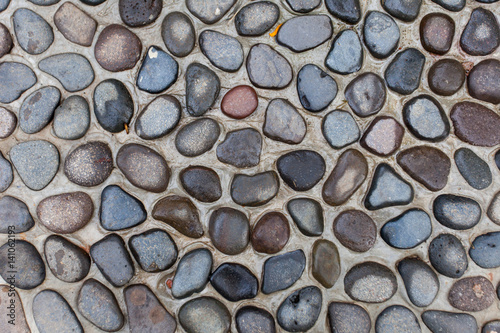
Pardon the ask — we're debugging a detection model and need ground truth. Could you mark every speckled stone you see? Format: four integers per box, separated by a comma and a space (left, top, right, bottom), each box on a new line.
236, 306, 276, 333
363, 11, 400, 59
277, 15, 333, 52
185, 63, 220, 116
0, 153, 12, 193
33, 290, 83, 333
129, 229, 177, 272
277, 150, 325, 191
488, 191, 500, 225
231, 171, 280, 206
431, 0, 465, 11
428, 233, 468, 278
287, 0, 320, 12
385, 48, 425, 95
135, 95, 181, 140
428, 59, 465, 96
221, 85, 258, 119
13, 8, 53, 54
161, 12, 195, 57
297, 64, 337, 112
0, 240, 45, 289
53, 96, 90, 140
200, 30, 244, 72
39, 53, 94, 92
93, 79, 134, 133
100, 185, 146, 231
468, 59, 500, 105
180, 166, 222, 203
381, 209, 432, 249
455, 148, 492, 189
20, 87, 59, 131
449, 276, 495, 311
420, 13, 455, 54
64, 141, 113, 187
328, 302, 371, 333
119, 0, 162, 27
433, 194, 481, 230
186, 0, 235, 24
322, 110, 360, 149
178, 297, 231, 333
325, 0, 361, 24
325, 29, 363, 75
152, 195, 203, 238
172, 248, 212, 299
451, 102, 500, 146
344, 72, 386, 117
0, 107, 16, 138
460, 8, 500, 56
217, 128, 262, 168
263, 98, 306, 144
365, 163, 414, 210
375, 306, 421, 333
247, 44, 293, 89
0, 62, 37, 104
209, 207, 249, 255
0, 196, 33, 233
312, 239, 340, 288
37, 192, 93, 234
470, 232, 500, 268
175, 118, 220, 157
402, 95, 450, 141
136, 46, 178, 94
0, 285, 30, 333
210, 263, 258, 302
344, 262, 397, 303
483, 321, 500, 333
44, 235, 90, 282
117, 143, 170, 193
54, 2, 97, 46
398, 257, 439, 307
361, 116, 404, 156
262, 250, 305, 294
0, 23, 12, 58
287, 197, 324, 236
334, 210, 376, 252
251, 212, 290, 254
422, 311, 477, 333
235, 1, 279, 35
277, 286, 322, 332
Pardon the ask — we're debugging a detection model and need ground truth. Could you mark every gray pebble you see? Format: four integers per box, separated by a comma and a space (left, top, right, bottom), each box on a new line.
325, 29, 363, 74
263, 98, 306, 144
325, 0, 361, 24
0, 240, 45, 289
19, 86, 60, 134
129, 229, 177, 272
161, 12, 195, 57
172, 248, 212, 299
398, 257, 439, 307
178, 297, 231, 333
135, 95, 181, 140
287, 197, 324, 236
428, 233, 468, 278
0, 107, 16, 138
186, 0, 235, 24
231, 171, 280, 206
262, 249, 306, 294
422, 311, 477, 333
469, 232, 500, 268
175, 118, 220, 157
277, 15, 333, 52
328, 302, 371, 333
384, 48, 425, 95
235, 1, 279, 36
455, 148, 492, 190
185, 63, 220, 117
375, 305, 421, 333
93, 79, 134, 133
217, 128, 262, 168
100, 185, 147, 231
53, 95, 90, 140
433, 194, 481, 230
344, 261, 397, 303
199, 30, 244, 72
0, 152, 13, 192
297, 64, 338, 112
33, 290, 83, 333
0, 62, 37, 104
381, 209, 432, 249
488, 191, 500, 225
0, 196, 34, 233
13, 8, 53, 54
39, 53, 94, 92
64, 141, 113, 187
247, 44, 293, 89
363, 11, 400, 58
287, 0, 320, 13
277, 286, 322, 332
344, 72, 386, 117
44, 235, 90, 283
381, 0, 422, 22
431, 0, 465, 11
136, 46, 178, 94
322, 110, 360, 149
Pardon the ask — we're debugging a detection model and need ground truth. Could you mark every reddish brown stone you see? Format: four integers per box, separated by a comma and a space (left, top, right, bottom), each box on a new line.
221, 85, 258, 119
0, 23, 12, 58
251, 212, 290, 254
467, 59, 500, 105
334, 210, 376, 252
450, 102, 500, 147
360, 116, 404, 156
54, 2, 97, 47
420, 13, 455, 55
448, 276, 495, 312
152, 195, 203, 238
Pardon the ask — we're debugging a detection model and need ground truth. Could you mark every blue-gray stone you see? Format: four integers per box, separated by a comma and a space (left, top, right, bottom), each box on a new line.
422, 311, 477, 333
53, 95, 90, 140
0, 196, 34, 233
0, 62, 37, 103
0, 152, 13, 192
344, 72, 386, 117
39, 53, 94, 92
262, 249, 305, 294
483, 321, 500, 333
186, 0, 235, 24
136, 46, 178, 94
199, 30, 244, 72
325, 30, 363, 75
428, 233, 468, 278
381, 209, 432, 249
398, 257, 439, 307
277, 150, 326, 191
13, 8, 53, 55
454, 148, 492, 190
178, 297, 231, 333
217, 128, 262, 168
236, 306, 276, 333
376, 306, 421, 333
382, 0, 422, 22
28, 0, 60, 5
19, 86, 60, 134
325, 0, 361, 24
235, 1, 280, 35
322, 110, 360, 149
297, 64, 337, 112
384, 48, 425, 95
100, 185, 146, 231
175, 118, 220, 157
185, 63, 220, 116
246, 44, 293, 89
135, 95, 181, 140
93, 79, 134, 133
277, 286, 322, 332
431, 0, 465, 11
129, 229, 177, 272
433, 194, 481, 230
287, 197, 324, 236
363, 11, 400, 59
44, 235, 90, 283
161, 12, 195, 57
33, 290, 82, 333
286, 0, 320, 13
328, 302, 371, 333
0, 0, 9, 12
277, 15, 333, 52
210, 263, 258, 302
263, 98, 307, 144
469, 232, 500, 268
0, 240, 45, 289
172, 248, 212, 299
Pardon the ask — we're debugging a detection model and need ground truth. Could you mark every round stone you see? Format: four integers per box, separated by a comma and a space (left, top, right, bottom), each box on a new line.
398, 257, 439, 307
185, 63, 220, 117
363, 11, 400, 59
251, 212, 290, 254
247, 44, 293, 89
433, 194, 481, 230
64, 141, 113, 187
100, 185, 147, 231
381, 209, 432, 249
53, 96, 90, 140
384, 48, 425, 95
325, 29, 363, 75
287, 197, 324, 237
0, 62, 37, 104
161, 12, 195, 57
210, 263, 258, 302
470, 232, 500, 268
420, 13, 455, 55
54, 2, 97, 46
0, 23, 12, 58
322, 110, 360, 149
334, 210, 376, 252
422, 311, 477, 333
312, 239, 341, 288
0, 240, 45, 289
135, 95, 181, 140
262, 250, 306, 294
221, 85, 258, 119
209, 207, 250, 255
297, 64, 337, 112
328, 302, 371, 333
186, 0, 235, 24
344, 262, 397, 303
13, 8, 53, 54
93, 79, 134, 133
199, 30, 244, 72
178, 297, 231, 333
0, 196, 34, 233
460, 8, 500, 56
172, 248, 212, 299
468, 59, 500, 105
33, 290, 83, 333
428, 233, 468, 278
375, 305, 421, 333
382, 0, 422, 22
128, 229, 177, 272
344, 72, 386, 117
175, 118, 220, 157
119, 0, 161, 27
451, 101, 500, 147
263, 98, 306, 144
216, 128, 262, 168
136, 46, 178, 94
236, 306, 276, 333
277, 286, 322, 332
360, 116, 404, 156
44, 235, 90, 282
235, 1, 279, 36
455, 148, 492, 190
152, 195, 203, 238
277, 150, 326, 191
325, 0, 361, 24
180, 166, 222, 203
448, 276, 495, 312
0, 107, 16, 138
277, 15, 333, 52
39, 53, 95, 92
18, 86, 59, 134
428, 59, 465, 96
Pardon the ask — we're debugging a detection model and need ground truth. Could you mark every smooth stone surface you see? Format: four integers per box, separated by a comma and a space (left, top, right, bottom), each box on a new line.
93, 79, 134, 133
287, 0, 320, 12
451, 102, 500, 146
231, 171, 280, 206
297, 64, 337, 112
420, 13, 455, 54
135, 95, 181, 140
129, 229, 177, 272
375, 305, 421, 333
185, 63, 220, 116
172, 248, 212, 299
384, 48, 425, 95
428, 59, 465, 96
0, 23, 12, 58
13, 8, 53, 54
175, 118, 220, 156
0, 287, 30, 332
53, 96, 90, 140
344, 72, 386, 117
277, 150, 325, 191
322, 110, 360, 149
433, 194, 481, 230
0, 0, 7, 11
431, 0, 465, 11
496, 151, 500, 170
325, 0, 361, 24
0, 240, 45, 289
37, 192, 93, 234
277, 286, 322, 332
221, 85, 258, 119
328, 302, 371, 333
312, 239, 340, 288
186, 0, 235, 24
363, 11, 400, 58
361, 116, 404, 156
33, 290, 83, 333
448, 276, 495, 311
217, 128, 261, 168
161, 12, 195, 57
152, 195, 203, 238
428, 233, 468, 278
262, 250, 305, 294
0, 107, 16, 138
0, 152, 13, 192
263, 98, 306, 144
136, 46, 178, 94
246, 44, 293, 89
210, 263, 258, 302
90, 233, 134, 287
470, 232, 500, 268
199, 30, 243, 72
44, 235, 90, 283
344, 262, 397, 303
460, 8, 500, 56
39, 53, 94, 92
488, 192, 500, 225
484, 321, 500, 333
251, 212, 290, 254
28, 0, 60, 4
178, 297, 231, 333
364, 163, 414, 210
64, 141, 113, 187
54, 2, 97, 46
287, 197, 324, 237
10, 140, 59, 191
382, 0, 422, 22
398, 257, 439, 307
236, 306, 276, 333
455, 148, 492, 189
119, 0, 162, 27
0, 62, 37, 103
325, 29, 363, 75
468, 59, 500, 105
422, 311, 477, 333
277, 15, 333, 52
235, 1, 279, 35
334, 210, 376, 252
180, 166, 222, 203
0, 196, 34, 233
381, 209, 432, 249
100, 185, 146, 231
209, 207, 249, 255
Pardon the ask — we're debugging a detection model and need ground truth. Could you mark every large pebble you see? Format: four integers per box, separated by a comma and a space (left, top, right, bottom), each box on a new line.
344, 262, 397, 303
325, 29, 363, 75
384, 48, 425, 95
39, 53, 94, 92
448, 276, 495, 311
398, 257, 439, 307
37, 192, 93, 233
231, 171, 280, 206
484, 321, 500, 333
44, 235, 90, 282
0, 62, 37, 104
422, 311, 477, 333
200, 30, 243, 72
185, 63, 220, 116
129, 229, 177, 272
277, 15, 333, 52
172, 248, 212, 299
53, 96, 90, 140
136, 46, 178, 94
470, 232, 500, 268
402, 95, 450, 142
383, 0, 422, 21
361, 116, 404, 156
246, 44, 293, 89
178, 297, 231, 333
468, 59, 500, 105
277, 150, 325, 191
119, 0, 162, 27
236, 306, 276, 333
322, 110, 360, 149
420, 13, 455, 55
428, 233, 468, 278
344, 72, 386, 117
363, 11, 400, 59
381, 209, 432, 249
221, 85, 258, 119
186, 0, 235, 24
428, 59, 465, 96
175, 118, 220, 157
0, 107, 16, 138
460, 8, 499, 56
13, 8, 53, 54
135, 95, 181, 140
251, 212, 290, 254
287, 0, 320, 12
455, 148, 492, 189
0, 196, 34, 233
0, 240, 45, 289
100, 185, 146, 231
152, 195, 203, 238
161, 12, 195, 57
180, 166, 222, 203
328, 302, 371, 333
64, 141, 113, 187
325, 0, 361, 24
375, 305, 421, 333
0, 153, 12, 192
287, 197, 324, 236
209, 207, 249, 255
210, 263, 258, 301
33, 290, 83, 333
431, 0, 465, 11
277, 286, 322, 332
93, 79, 134, 133
262, 250, 305, 294
433, 194, 481, 230
217, 128, 262, 168
54, 2, 97, 46
0, 23, 12, 58
0, 286, 30, 331
19, 86, 60, 134
312, 239, 340, 288
80, 0, 107, 5
297, 64, 337, 112
263, 98, 306, 144
235, 1, 279, 36
450, 101, 500, 146
334, 210, 376, 252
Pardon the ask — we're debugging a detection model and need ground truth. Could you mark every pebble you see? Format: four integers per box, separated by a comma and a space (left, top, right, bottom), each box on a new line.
460, 8, 500, 56
381, 209, 432, 249
484, 321, 500, 333
13, 8, 53, 54
53, 96, 90, 140
185, 63, 220, 116
328, 302, 371, 333
231, 171, 280, 206
0, 285, 30, 332
488, 192, 500, 225
382, 0, 422, 22
93, 79, 134, 133
0, 196, 33, 233
264, 98, 306, 144
0, 23, 12, 58
422, 310, 477, 333
364, 163, 414, 210
236, 306, 276, 333
94, 24, 142, 72
180, 166, 222, 203
344, 262, 397, 303
334, 210, 376, 252
420, 13, 455, 54
451, 102, 500, 146
287, 197, 324, 236
448, 276, 495, 311
375, 306, 421, 333
0, 240, 45, 289
64, 141, 113, 187
117, 143, 170, 192
322, 110, 360, 150
209, 207, 249, 255
384, 48, 425, 95
80, 0, 107, 5
468, 59, 500, 105
433, 194, 481, 230
262, 250, 306, 294
135, 95, 181, 140
428, 59, 465, 96
10, 140, 59, 191
210, 263, 258, 301
119, 0, 161, 27
136, 46, 178, 94
186, 0, 235, 24
44, 235, 90, 282
172, 248, 212, 299
325, 29, 363, 75
235, 1, 279, 36
178, 297, 231, 333
344, 72, 386, 117
129, 229, 177, 272
0, 107, 16, 138
277, 15, 333, 52
0, 153, 12, 192
152, 195, 203, 238
175, 118, 220, 156
287, 0, 320, 12
397, 146, 451, 191
251, 212, 290, 254
361, 116, 404, 156
325, 0, 361, 24
77, 279, 124, 332
431, 0, 465, 11
199, 30, 243, 72
0, 62, 37, 104
322, 149, 368, 206
33, 290, 83, 333
312, 239, 340, 288
90, 233, 135, 287
28, 0, 60, 4
39, 53, 94, 92
217, 128, 262, 168
402, 94, 450, 141
100, 185, 147, 231
455, 148, 492, 189
221, 85, 258, 119
277, 150, 325, 191
0, 0, 7, 11
363, 11, 400, 59
398, 257, 439, 307
246, 44, 293, 89
496, 151, 500, 170
277, 286, 322, 332
470, 232, 500, 268
428, 233, 468, 278
124, 284, 176, 333
54, 2, 97, 46
161, 12, 195, 57
297, 64, 338, 112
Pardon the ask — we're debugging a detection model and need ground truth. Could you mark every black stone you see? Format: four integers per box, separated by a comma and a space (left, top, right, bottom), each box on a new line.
0, 196, 34, 233
277, 150, 326, 191
384, 48, 425, 95
33, 290, 83, 333
129, 229, 177, 272
460, 8, 500, 56
455, 148, 492, 190
433, 194, 481, 230
199, 30, 243, 72
100, 185, 146, 231
469, 232, 500, 268
381, 209, 432, 249
428, 233, 468, 278
297, 64, 337, 112
235, 1, 279, 36
13, 8, 53, 54
287, 198, 324, 236
325, 29, 363, 75
363, 11, 400, 59
262, 249, 305, 294
398, 257, 439, 307
236, 306, 276, 333
403, 94, 450, 141
328, 302, 371, 333
0, 240, 45, 289
185, 63, 220, 116
44, 235, 90, 283
0, 62, 37, 104
325, 0, 361, 24
422, 311, 477, 333
136, 46, 178, 94
246, 44, 293, 89
382, 0, 422, 22
216, 128, 262, 168
277, 15, 333, 52
231, 171, 280, 206
175, 118, 220, 157
93, 79, 133, 133
172, 248, 212, 299
180, 166, 222, 202
277, 286, 322, 332
344, 72, 386, 117
38, 53, 94, 92
161, 12, 195, 57
119, 0, 161, 27
210, 263, 258, 302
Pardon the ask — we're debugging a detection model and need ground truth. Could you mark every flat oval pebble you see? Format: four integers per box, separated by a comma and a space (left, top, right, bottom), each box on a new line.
119, 0, 161, 27
152, 195, 203, 238
185, 63, 220, 116
433, 194, 481, 230
468, 59, 500, 105
44, 235, 90, 282
361, 116, 404, 156
382, 0, 422, 22
277, 286, 322, 332
117, 143, 170, 192
161, 12, 195, 57
235, 1, 279, 36
344, 261, 397, 303
0, 152, 12, 192
231, 171, 280, 206
135, 95, 181, 139
180, 166, 222, 202
448, 276, 495, 311
420, 13, 455, 54
262, 249, 305, 294
263, 98, 306, 144
209, 207, 249, 255
381, 209, 432, 249
33, 290, 83, 333
77, 279, 124, 332
54, 2, 97, 46
186, 0, 235, 24
363, 11, 400, 59
53, 96, 90, 140
0, 240, 45, 289
39, 53, 94, 92
13, 8, 53, 54
221, 85, 258, 119
375, 305, 421, 333
422, 310, 477, 333
246, 44, 293, 89
428, 233, 468, 278
175, 118, 220, 156
93, 79, 134, 133
199, 30, 243, 72
365, 163, 414, 210
287, 197, 324, 236
277, 150, 325, 191
0, 107, 16, 138
100, 185, 146, 231
0, 23, 12, 58
345, 72, 386, 117
488, 192, 500, 225
136, 46, 178, 94
322, 110, 360, 149
398, 257, 439, 307
90, 233, 135, 287
312, 239, 340, 288
277, 15, 332, 52
325, 0, 361, 23
10, 140, 59, 191
64, 141, 113, 187
328, 302, 371, 333
251, 212, 290, 254
287, 0, 320, 12
210, 263, 258, 302
0, 196, 34, 233
172, 248, 212, 299
431, 0, 465, 11
470, 232, 500, 268
428, 59, 465, 96
0, 62, 37, 104
236, 306, 276, 333
129, 229, 177, 272
455, 148, 492, 189
297, 64, 337, 112
460, 8, 500, 56
325, 29, 363, 75
178, 297, 231, 333
334, 210, 376, 252
450, 101, 500, 146
402, 95, 450, 142
217, 128, 262, 168
384, 48, 425, 95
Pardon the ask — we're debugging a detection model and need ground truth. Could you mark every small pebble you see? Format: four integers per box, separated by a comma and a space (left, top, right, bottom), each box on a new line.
44, 235, 90, 282
216, 128, 262, 168
136, 46, 178, 94
344, 72, 386, 117
13, 8, 53, 54
334, 210, 376, 252
287, 0, 320, 13
384, 48, 425, 95
428, 233, 468, 278
161, 12, 195, 57
209, 207, 249, 255
277, 150, 325, 191
53, 96, 90, 140
448, 276, 495, 311
0, 107, 16, 138
135, 95, 181, 140
251, 212, 290, 254
322, 110, 360, 149
420, 13, 455, 54
221, 85, 258, 119
246, 44, 293, 89
360, 116, 404, 156
178, 297, 231, 333
325, 29, 363, 75
262, 250, 305, 294
93, 79, 134, 133
172, 248, 212, 299
235, 1, 279, 36
185, 63, 220, 116
460, 8, 500, 56
186, 0, 235, 24
287, 198, 324, 236
236, 306, 276, 333
328, 302, 371, 333
325, 0, 361, 24
37, 192, 93, 233
428, 59, 465, 96
33, 290, 83, 333
0, 152, 13, 192
433, 194, 481, 230
175, 118, 220, 157
297, 64, 337, 112
382, 0, 422, 22
375, 305, 421, 333
381, 209, 432, 249
277, 15, 333, 52
344, 262, 397, 303
398, 257, 439, 307
119, 0, 162, 27
0, 62, 37, 104
488, 191, 500, 225
468, 59, 500, 105
422, 311, 477, 333
231, 171, 280, 206
0, 240, 45, 289
129, 229, 177, 272
152, 195, 203, 238
199, 30, 244, 72
210, 263, 258, 302
277, 286, 322, 332
470, 232, 500, 268
64, 141, 113, 187
39, 53, 94, 92
180, 166, 222, 203
100, 185, 147, 231
0, 23, 12, 58
0, 196, 34, 233
54, 2, 97, 46
451, 101, 500, 146
312, 239, 340, 288
431, 0, 465, 11
264, 98, 306, 144
455, 148, 492, 189
363, 11, 400, 59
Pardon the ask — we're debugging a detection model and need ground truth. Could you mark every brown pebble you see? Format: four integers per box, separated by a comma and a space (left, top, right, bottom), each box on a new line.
467, 59, 500, 105
448, 276, 495, 312
209, 207, 250, 255
312, 239, 340, 288
221, 85, 258, 119
360, 116, 404, 156
0, 23, 12, 58
251, 212, 290, 254
450, 101, 500, 147
420, 13, 455, 55
54, 2, 97, 47
152, 195, 203, 238
0, 107, 16, 138
334, 210, 376, 252
428, 59, 465, 96
64, 141, 113, 187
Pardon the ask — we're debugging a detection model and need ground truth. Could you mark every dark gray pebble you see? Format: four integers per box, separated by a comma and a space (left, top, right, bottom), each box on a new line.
297, 64, 337, 112
422, 311, 477, 333
33, 290, 83, 333
236, 306, 276, 333
287, 198, 324, 237
0, 240, 45, 289
80, 0, 107, 5
185, 63, 220, 116
93, 79, 133, 133
235, 1, 279, 36
0, 62, 36, 104
19, 86, 60, 134
262, 249, 306, 294
64, 141, 113, 187
175, 118, 220, 157
455, 148, 492, 189
0, 23, 12, 58
100, 185, 146, 231
277, 150, 325, 191
246, 44, 293, 89
402, 94, 450, 141
178, 297, 231, 333
382, 0, 422, 22
322, 110, 360, 149
287, 0, 320, 13
217, 128, 262, 168
469, 232, 500, 268
209, 207, 249, 255
468, 59, 500, 105
0, 107, 16, 138
0, 153, 13, 193
325, 29, 363, 75
39, 53, 94, 92
433, 194, 481, 230
172, 248, 212, 299
200, 30, 243, 72
0, 0, 9, 12
460, 8, 499, 56
344, 262, 397, 303
13, 8, 53, 54
376, 305, 421, 333
0, 196, 33, 233
210, 263, 258, 302
384, 48, 425, 95
28, 0, 60, 4
489, 191, 500, 225
277, 15, 333, 52
161, 12, 195, 57
180, 166, 222, 202
53, 96, 90, 140
135, 95, 181, 140
44, 235, 90, 283
345, 72, 386, 117
136, 46, 178, 94
186, 0, 235, 24
119, 0, 162, 27
431, 0, 465, 11
231, 171, 279, 206
428, 233, 468, 278
328, 302, 371, 333
381, 209, 432, 249
263, 98, 306, 144
277, 286, 322, 332
129, 229, 177, 272
363, 11, 400, 58
325, 0, 361, 24
398, 257, 439, 307
484, 321, 500, 333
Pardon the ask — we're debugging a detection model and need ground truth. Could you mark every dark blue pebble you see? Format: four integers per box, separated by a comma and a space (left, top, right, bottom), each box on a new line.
433, 194, 481, 230
100, 185, 147, 231
262, 249, 305, 294
381, 208, 432, 249
136, 46, 178, 94
384, 48, 425, 95
93, 79, 134, 133
469, 232, 500, 268
297, 64, 337, 112
129, 229, 177, 272
210, 263, 258, 302
0, 62, 36, 103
